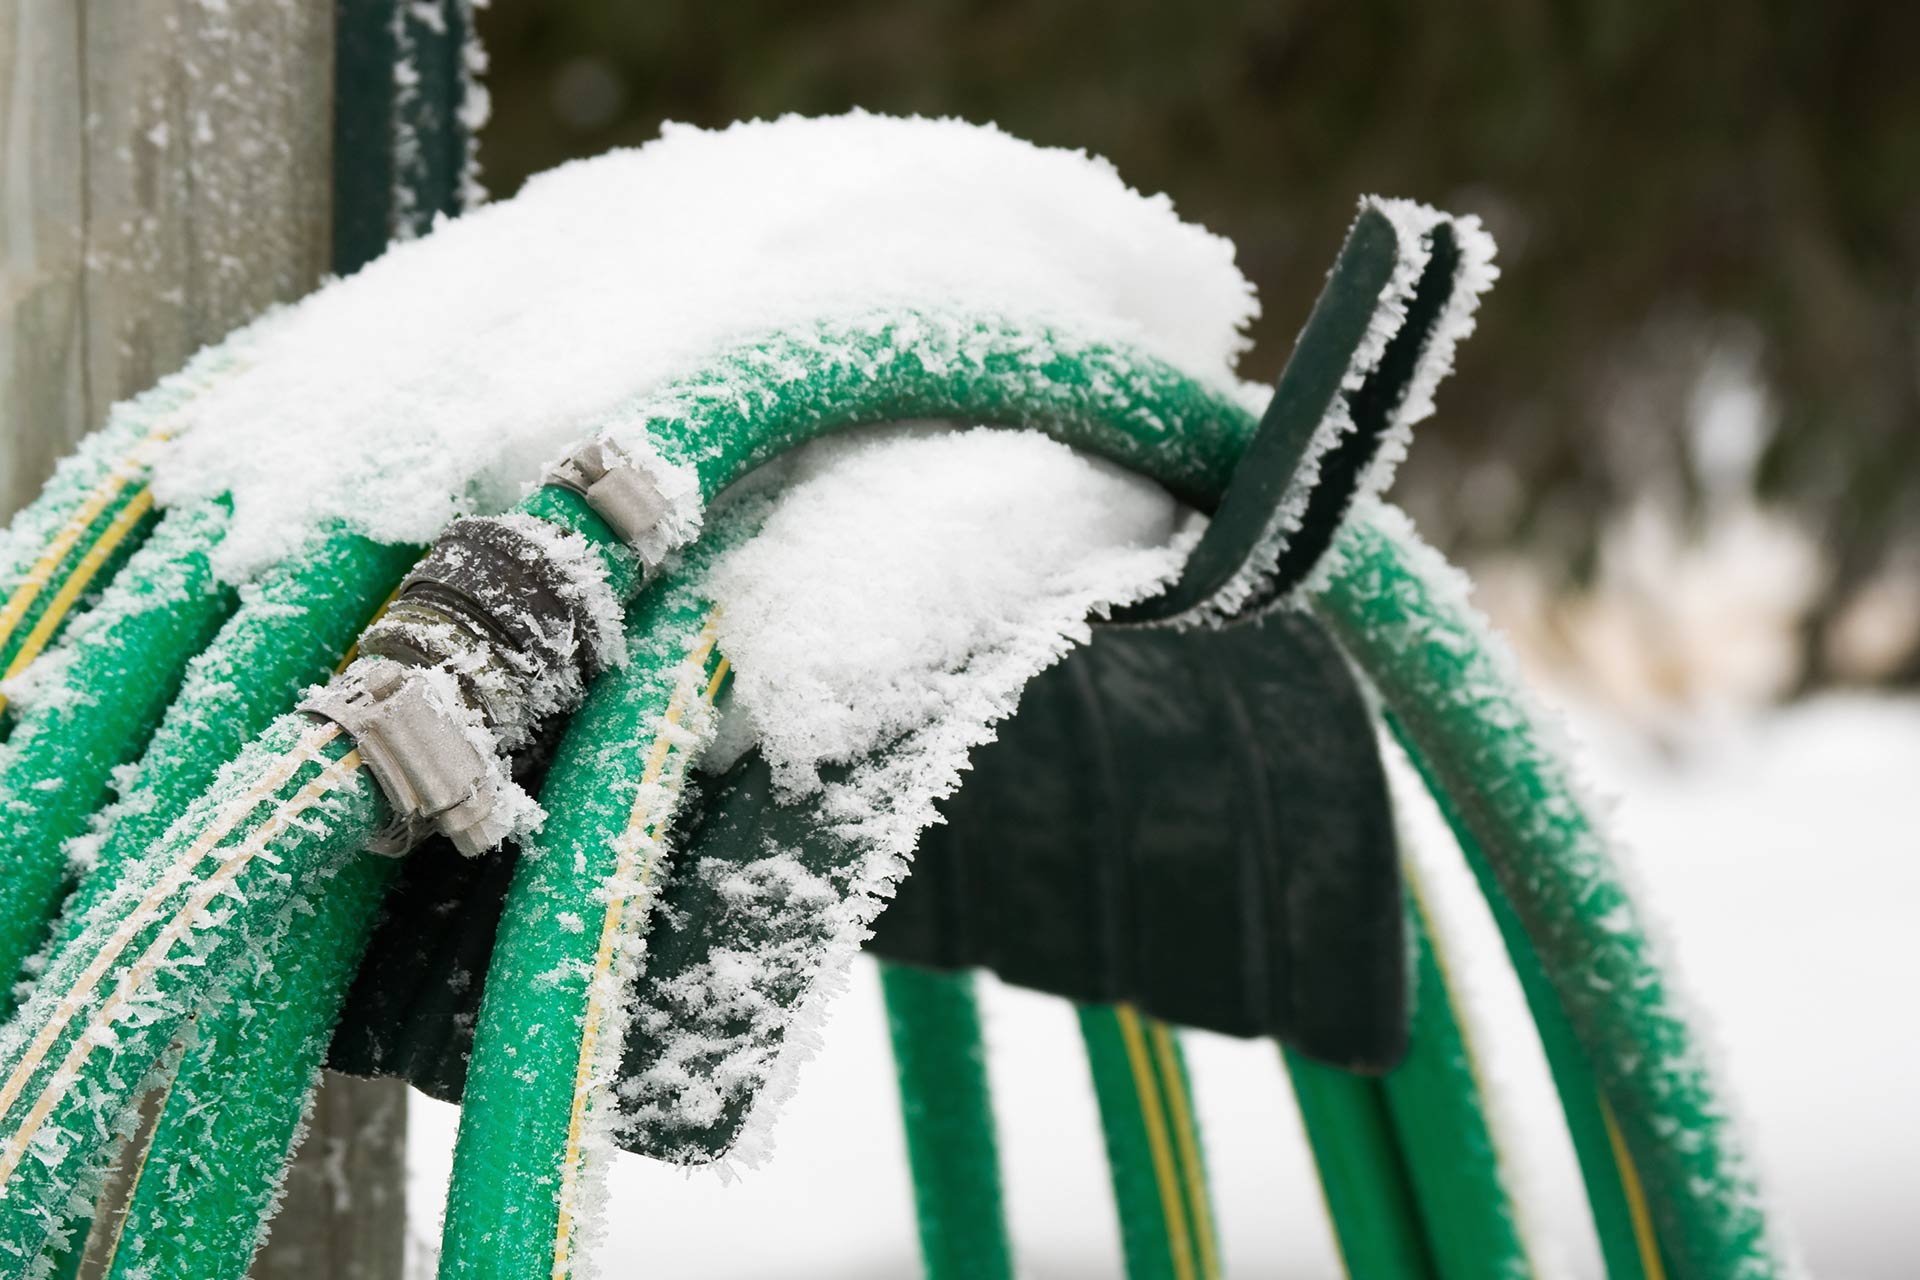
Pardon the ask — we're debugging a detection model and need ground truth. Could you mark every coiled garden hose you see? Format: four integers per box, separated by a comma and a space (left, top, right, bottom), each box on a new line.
0, 306, 1781, 1280
88, 851, 399, 1279
53, 532, 421, 942
39, 533, 419, 1276
1306, 503, 1784, 1279
433, 318, 1774, 1279
0, 482, 631, 1265
435, 314, 1259, 1279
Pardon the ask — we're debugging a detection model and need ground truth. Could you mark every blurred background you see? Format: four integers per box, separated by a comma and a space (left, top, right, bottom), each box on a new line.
475, 0, 1920, 720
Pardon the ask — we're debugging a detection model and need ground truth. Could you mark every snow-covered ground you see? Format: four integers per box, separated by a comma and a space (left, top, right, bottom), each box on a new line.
405, 689, 1919, 1278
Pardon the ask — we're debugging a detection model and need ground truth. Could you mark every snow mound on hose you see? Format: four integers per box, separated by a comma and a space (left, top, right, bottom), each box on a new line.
149, 112, 1258, 579
686, 423, 1194, 1167
711, 423, 1193, 798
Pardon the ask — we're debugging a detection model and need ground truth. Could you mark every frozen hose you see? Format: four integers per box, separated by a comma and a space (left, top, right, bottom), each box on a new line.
0, 715, 389, 1268
90, 850, 398, 1279
0, 480, 631, 1270
30, 533, 419, 1276
438, 573, 724, 1278
1306, 503, 1788, 1280
0, 351, 237, 686
438, 314, 1258, 1278
432, 312, 1776, 1278
53, 531, 419, 941
1416, 765, 1664, 1280
0, 499, 238, 997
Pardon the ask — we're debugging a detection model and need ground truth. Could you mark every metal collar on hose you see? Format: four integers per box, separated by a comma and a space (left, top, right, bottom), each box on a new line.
303, 509, 634, 855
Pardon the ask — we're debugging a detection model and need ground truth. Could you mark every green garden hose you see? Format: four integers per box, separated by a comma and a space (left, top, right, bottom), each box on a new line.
0, 500, 238, 997
880, 963, 1016, 1280
425, 313, 1778, 1278
52, 532, 418, 941
438, 569, 723, 1278
33, 535, 419, 1277
0, 715, 389, 1269
0, 351, 237, 686
0, 307, 1781, 1280
1283, 1048, 1435, 1279
1376, 900, 1531, 1280
92, 850, 399, 1279
1307, 502, 1787, 1279
1410, 749, 1665, 1280
439, 314, 1258, 1279
1079, 1004, 1220, 1280
1282, 897, 1528, 1280
0, 484, 627, 1269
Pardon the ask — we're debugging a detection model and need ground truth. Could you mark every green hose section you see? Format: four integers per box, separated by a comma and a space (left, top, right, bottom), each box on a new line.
1408, 747, 1665, 1280
879, 963, 1015, 1280
0, 500, 239, 999
439, 573, 723, 1280
0, 351, 239, 682
19, 534, 417, 1278
608, 312, 1253, 509
1077, 1004, 1219, 1280
0, 484, 158, 703
0, 713, 389, 1270
439, 315, 1773, 1276
1280, 901, 1529, 1280
1306, 503, 1787, 1279
1378, 901, 1532, 1280
1282, 1048, 1435, 1279
95, 851, 399, 1280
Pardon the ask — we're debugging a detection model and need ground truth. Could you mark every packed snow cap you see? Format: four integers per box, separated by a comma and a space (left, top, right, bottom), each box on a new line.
152, 111, 1259, 578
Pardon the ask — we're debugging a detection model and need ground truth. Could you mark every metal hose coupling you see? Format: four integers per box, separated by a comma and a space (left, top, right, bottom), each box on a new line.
542, 437, 699, 575
302, 514, 623, 855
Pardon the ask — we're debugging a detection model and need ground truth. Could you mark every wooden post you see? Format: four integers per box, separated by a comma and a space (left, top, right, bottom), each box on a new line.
1, 3, 408, 1276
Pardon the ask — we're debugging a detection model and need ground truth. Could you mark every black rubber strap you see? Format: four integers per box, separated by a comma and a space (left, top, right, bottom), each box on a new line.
1117, 209, 1466, 626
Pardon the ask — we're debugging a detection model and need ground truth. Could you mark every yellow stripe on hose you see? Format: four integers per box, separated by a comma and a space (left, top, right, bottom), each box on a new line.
0, 487, 158, 715
0, 721, 344, 1132
1602, 1095, 1670, 1280
551, 627, 725, 1279
1149, 1019, 1220, 1280
0, 429, 173, 657
0, 743, 366, 1190
1116, 1004, 1198, 1280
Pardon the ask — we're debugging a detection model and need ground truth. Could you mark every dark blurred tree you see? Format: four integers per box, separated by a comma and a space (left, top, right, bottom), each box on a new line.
476, 0, 1920, 689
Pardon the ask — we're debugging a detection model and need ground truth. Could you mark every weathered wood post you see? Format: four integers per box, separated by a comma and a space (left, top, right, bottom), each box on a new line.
1, 2, 479, 1274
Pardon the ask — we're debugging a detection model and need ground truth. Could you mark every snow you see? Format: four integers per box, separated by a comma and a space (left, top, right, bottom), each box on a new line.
146, 112, 1257, 581
708, 424, 1192, 796
405, 693, 1920, 1279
